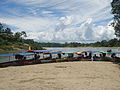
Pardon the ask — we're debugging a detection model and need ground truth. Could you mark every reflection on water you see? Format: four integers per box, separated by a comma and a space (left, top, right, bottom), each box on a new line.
46, 47, 119, 52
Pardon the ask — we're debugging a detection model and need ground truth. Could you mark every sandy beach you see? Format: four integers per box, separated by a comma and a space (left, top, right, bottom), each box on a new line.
0, 61, 120, 90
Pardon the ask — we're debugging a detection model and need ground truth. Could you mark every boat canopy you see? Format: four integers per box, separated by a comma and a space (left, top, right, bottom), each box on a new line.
34, 50, 52, 53
89, 51, 99, 53
51, 51, 62, 54
17, 52, 34, 56
90, 51, 107, 53
98, 51, 109, 53
111, 52, 120, 54
0, 54, 15, 57
63, 51, 77, 54
89, 51, 120, 54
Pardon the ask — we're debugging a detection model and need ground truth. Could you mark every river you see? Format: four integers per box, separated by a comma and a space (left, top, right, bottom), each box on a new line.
46, 47, 120, 52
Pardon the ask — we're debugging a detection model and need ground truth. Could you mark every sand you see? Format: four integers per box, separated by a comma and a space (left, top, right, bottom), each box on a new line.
0, 61, 120, 90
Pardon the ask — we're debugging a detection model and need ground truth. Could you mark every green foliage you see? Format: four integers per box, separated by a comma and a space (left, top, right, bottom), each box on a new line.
0, 22, 43, 50
111, 0, 120, 37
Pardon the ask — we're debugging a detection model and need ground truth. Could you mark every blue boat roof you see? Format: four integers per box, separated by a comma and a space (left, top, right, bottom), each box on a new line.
34, 50, 52, 53
1, 51, 119, 57
51, 51, 61, 54
111, 52, 120, 54
17, 52, 34, 55
0, 52, 35, 57
89, 51, 99, 53
89, 51, 120, 54
0, 54, 15, 57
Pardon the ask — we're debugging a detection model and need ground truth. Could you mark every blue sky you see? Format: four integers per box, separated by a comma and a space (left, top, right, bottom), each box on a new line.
0, 0, 116, 43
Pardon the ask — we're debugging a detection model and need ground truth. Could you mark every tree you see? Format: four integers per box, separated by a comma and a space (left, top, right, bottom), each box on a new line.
21, 31, 27, 37
0, 23, 4, 32
14, 31, 27, 38
4, 28, 13, 35
111, 0, 120, 37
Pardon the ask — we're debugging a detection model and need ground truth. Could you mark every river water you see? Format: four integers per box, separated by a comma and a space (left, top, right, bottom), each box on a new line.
46, 47, 120, 52
0, 47, 120, 63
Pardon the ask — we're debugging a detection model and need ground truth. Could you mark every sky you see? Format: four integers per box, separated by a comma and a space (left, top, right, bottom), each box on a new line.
0, 0, 116, 43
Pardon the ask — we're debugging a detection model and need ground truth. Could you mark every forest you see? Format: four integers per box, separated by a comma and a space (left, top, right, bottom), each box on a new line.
39, 39, 120, 47
0, 23, 43, 50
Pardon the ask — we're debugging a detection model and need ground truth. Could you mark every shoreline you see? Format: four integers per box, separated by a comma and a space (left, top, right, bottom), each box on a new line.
0, 47, 120, 52
45, 47, 120, 48
0, 61, 120, 90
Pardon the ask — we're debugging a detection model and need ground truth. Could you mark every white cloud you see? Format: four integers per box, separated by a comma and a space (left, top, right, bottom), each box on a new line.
0, 15, 116, 43
0, 0, 116, 43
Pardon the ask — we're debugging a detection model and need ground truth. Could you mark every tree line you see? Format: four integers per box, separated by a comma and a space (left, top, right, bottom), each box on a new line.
0, 23, 43, 50
39, 39, 120, 47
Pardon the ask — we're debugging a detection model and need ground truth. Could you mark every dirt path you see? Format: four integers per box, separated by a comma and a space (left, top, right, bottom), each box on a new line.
0, 61, 120, 90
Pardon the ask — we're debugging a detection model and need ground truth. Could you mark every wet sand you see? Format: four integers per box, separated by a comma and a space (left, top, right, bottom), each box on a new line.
0, 61, 120, 90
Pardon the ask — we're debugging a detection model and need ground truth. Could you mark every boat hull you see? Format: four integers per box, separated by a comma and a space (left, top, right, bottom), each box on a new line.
0, 59, 41, 67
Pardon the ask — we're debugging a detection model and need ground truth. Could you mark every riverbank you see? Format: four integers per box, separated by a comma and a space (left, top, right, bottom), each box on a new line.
45, 47, 120, 49
0, 44, 44, 54
0, 61, 120, 90
0, 44, 29, 51
0, 46, 26, 54
0, 46, 119, 53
